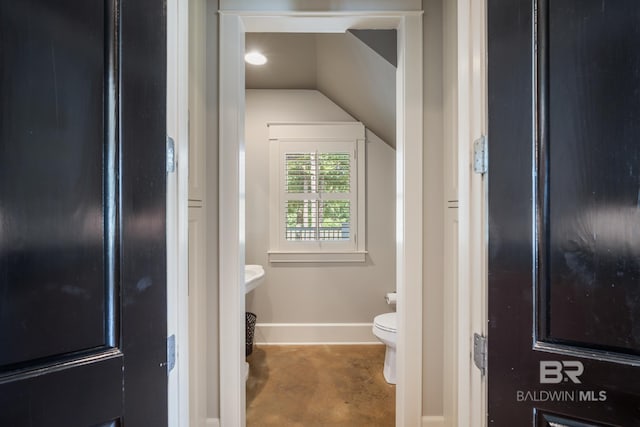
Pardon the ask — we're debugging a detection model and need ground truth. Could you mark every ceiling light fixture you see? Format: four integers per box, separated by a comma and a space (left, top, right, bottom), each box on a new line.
244, 51, 267, 66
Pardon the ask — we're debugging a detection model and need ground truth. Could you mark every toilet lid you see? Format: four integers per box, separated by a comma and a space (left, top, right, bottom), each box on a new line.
374, 312, 397, 333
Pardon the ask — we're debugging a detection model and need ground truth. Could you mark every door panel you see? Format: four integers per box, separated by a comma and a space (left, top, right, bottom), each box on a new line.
0, 0, 167, 425
536, 411, 613, 427
488, 0, 640, 425
0, 0, 108, 369
543, 0, 640, 355
0, 353, 123, 426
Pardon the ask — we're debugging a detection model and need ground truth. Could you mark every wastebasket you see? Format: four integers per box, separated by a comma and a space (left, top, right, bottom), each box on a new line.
245, 312, 257, 357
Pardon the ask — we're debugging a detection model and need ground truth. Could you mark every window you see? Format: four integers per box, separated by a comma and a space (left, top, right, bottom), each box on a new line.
268, 123, 366, 262
284, 150, 351, 241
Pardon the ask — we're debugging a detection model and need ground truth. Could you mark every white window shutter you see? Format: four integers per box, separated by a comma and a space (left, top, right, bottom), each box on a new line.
268, 122, 366, 262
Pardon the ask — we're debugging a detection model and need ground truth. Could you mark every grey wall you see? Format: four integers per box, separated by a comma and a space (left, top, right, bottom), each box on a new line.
316, 32, 396, 147
190, 0, 220, 421
244, 89, 396, 325
423, 0, 445, 417
188, 0, 217, 424
245, 33, 317, 89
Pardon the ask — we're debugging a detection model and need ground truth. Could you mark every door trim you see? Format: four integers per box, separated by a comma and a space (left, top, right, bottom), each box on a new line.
219, 10, 423, 427
453, 0, 488, 425
166, 0, 190, 424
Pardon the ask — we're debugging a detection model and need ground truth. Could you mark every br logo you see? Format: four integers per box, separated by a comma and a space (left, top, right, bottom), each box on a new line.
539, 360, 584, 384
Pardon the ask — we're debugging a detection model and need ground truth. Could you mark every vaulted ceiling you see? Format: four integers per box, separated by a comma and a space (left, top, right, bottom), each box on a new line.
245, 32, 397, 147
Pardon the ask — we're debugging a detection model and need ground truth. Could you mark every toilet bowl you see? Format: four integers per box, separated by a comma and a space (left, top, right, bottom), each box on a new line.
372, 312, 397, 384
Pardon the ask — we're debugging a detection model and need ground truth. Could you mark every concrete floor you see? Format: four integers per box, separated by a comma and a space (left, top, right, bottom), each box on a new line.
246, 344, 395, 427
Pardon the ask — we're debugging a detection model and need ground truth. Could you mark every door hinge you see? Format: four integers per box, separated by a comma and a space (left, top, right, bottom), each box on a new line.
167, 136, 176, 173
473, 135, 488, 175
167, 334, 176, 375
473, 333, 487, 376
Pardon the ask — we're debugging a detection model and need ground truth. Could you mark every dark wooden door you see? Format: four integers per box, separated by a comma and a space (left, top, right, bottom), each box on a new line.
0, 1, 167, 425
488, 0, 640, 425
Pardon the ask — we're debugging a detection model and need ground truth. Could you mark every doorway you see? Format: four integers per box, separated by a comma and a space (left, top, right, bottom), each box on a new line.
219, 11, 423, 427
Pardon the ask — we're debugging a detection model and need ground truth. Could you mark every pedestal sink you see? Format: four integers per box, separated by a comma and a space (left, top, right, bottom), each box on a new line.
244, 264, 265, 294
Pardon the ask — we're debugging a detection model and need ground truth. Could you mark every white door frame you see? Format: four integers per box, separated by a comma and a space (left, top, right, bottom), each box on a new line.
166, 0, 190, 425
455, 0, 488, 425
219, 10, 423, 427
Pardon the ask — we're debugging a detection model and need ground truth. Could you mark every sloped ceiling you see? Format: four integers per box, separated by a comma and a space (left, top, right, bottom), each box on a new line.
245, 32, 396, 147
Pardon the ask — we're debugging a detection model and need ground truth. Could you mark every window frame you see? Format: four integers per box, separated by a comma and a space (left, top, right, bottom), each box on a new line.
268, 122, 366, 263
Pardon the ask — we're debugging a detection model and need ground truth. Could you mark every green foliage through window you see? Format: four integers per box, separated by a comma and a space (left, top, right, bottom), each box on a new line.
284, 151, 351, 241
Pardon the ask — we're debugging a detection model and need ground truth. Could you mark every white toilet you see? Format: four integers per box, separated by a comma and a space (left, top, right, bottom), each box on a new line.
372, 312, 397, 384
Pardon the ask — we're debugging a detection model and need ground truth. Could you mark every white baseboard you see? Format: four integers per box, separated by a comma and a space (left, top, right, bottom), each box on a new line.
254, 322, 379, 345
422, 415, 445, 427
205, 418, 220, 427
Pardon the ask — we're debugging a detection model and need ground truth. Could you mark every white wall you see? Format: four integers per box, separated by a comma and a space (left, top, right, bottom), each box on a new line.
245, 90, 396, 332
